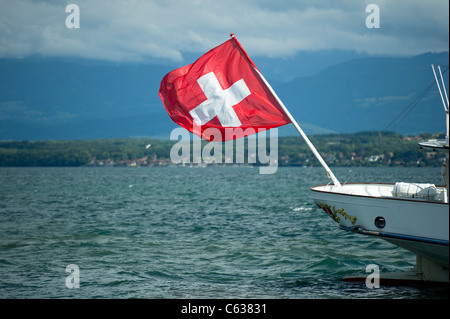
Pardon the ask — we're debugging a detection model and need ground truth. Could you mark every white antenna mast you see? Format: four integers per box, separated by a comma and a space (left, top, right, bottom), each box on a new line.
432, 64, 449, 111
438, 65, 449, 110
431, 65, 449, 143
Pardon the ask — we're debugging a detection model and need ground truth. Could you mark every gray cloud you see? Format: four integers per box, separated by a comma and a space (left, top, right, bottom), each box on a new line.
0, 0, 448, 62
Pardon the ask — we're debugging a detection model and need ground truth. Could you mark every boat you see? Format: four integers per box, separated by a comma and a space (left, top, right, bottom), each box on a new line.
310, 65, 449, 284
158, 35, 448, 285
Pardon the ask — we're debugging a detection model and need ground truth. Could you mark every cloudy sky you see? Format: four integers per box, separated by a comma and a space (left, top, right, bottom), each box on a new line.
0, 0, 448, 63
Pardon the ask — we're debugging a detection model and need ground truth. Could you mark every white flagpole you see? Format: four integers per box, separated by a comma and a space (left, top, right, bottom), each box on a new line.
254, 68, 342, 187
230, 34, 341, 186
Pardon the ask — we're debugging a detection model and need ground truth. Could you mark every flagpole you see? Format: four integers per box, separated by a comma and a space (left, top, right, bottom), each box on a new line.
230, 34, 342, 187
256, 68, 342, 187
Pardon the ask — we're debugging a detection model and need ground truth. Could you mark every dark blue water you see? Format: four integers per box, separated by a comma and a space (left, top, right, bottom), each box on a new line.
0, 166, 448, 299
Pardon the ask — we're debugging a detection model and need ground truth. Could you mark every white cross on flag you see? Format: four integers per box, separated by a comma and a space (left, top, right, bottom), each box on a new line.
159, 35, 291, 141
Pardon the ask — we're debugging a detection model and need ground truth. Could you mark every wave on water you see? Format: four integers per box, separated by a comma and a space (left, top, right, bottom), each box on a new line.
0, 167, 448, 299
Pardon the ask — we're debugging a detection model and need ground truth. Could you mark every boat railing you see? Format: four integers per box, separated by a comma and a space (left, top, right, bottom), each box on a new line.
314, 183, 448, 203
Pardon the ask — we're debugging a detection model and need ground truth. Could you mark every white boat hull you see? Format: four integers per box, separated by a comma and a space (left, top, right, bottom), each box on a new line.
306, 66, 449, 284
310, 183, 449, 271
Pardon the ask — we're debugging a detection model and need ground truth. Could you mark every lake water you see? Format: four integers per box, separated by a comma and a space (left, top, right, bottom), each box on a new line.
0, 166, 448, 300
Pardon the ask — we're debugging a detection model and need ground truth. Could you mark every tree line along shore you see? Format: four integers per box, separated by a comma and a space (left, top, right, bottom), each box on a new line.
0, 131, 446, 168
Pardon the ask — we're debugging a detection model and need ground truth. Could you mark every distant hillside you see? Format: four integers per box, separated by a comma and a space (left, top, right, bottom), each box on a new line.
1, 132, 446, 168
0, 57, 173, 140
275, 52, 449, 135
0, 51, 448, 141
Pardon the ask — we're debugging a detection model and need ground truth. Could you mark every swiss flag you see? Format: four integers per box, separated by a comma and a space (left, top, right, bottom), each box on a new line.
159, 35, 291, 141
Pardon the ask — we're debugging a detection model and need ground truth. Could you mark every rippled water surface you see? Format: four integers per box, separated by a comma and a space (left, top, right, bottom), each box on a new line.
0, 166, 448, 299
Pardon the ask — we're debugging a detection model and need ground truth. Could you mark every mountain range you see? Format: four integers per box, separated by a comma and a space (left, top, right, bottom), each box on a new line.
0, 51, 448, 141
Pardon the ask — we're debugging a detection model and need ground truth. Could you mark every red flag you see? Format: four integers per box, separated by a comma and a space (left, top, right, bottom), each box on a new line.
159, 36, 291, 141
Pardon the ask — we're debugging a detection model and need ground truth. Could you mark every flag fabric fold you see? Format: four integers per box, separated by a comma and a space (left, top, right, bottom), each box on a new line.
159, 36, 291, 141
